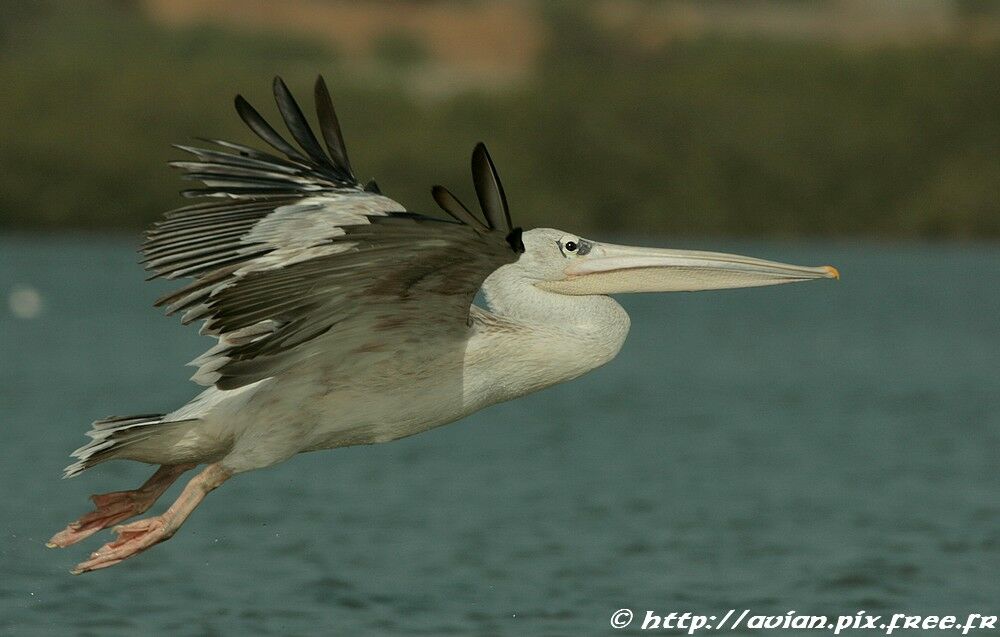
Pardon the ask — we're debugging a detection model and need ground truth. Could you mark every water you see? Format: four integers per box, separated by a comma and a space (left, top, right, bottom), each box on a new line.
1, 235, 998, 635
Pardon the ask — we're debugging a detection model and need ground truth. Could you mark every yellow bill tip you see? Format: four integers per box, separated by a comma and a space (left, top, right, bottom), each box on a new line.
822, 265, 840, 280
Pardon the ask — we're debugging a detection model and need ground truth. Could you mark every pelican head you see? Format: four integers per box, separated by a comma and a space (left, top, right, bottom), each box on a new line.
515, 228, 838, 295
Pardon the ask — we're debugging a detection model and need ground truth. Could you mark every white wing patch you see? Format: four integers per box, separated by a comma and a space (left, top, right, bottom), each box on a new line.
239, 193, 404, 272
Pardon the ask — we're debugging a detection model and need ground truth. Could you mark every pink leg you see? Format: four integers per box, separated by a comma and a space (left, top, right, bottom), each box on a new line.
48, 463, 195, 548
71, 463, 231, 574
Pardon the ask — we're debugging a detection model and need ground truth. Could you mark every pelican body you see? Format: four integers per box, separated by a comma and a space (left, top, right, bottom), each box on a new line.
50, 77, 837, 573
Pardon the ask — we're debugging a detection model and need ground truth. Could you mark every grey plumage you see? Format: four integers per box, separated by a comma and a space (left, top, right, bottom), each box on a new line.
64, 415, 196, 477
141, 75, 521, 390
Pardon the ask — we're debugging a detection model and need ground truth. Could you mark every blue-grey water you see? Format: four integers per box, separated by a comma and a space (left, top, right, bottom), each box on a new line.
1, 235, 998, 636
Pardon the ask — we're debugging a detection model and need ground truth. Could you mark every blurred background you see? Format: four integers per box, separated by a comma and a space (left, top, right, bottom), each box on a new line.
2, 2, 1000, 635
2, 0, 999, 236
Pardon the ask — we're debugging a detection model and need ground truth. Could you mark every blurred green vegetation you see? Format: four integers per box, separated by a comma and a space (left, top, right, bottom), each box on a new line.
1, 1, 998, 238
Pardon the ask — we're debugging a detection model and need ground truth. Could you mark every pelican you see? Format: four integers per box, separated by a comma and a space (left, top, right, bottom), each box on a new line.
49, 76, 838, 573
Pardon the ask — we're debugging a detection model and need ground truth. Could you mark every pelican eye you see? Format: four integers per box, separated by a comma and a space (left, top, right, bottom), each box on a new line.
558, 236, 590, 257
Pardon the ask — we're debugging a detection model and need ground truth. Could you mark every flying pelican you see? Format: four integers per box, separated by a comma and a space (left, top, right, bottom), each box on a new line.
49, 76, 838, 574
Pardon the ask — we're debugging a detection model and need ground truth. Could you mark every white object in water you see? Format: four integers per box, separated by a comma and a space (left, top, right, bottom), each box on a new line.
8, 285, 42, 319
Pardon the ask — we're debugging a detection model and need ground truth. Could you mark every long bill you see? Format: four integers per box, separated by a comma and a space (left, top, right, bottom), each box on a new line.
538, 242, 839, 295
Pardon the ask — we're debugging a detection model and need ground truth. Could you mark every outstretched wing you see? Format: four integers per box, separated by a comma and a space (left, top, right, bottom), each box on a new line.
144, 76, 523, 390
